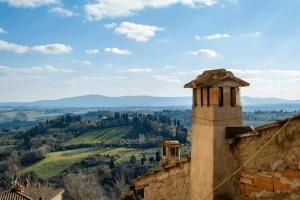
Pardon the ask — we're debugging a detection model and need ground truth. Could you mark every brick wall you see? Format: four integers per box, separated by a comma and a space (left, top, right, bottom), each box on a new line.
233, 117, 300, 199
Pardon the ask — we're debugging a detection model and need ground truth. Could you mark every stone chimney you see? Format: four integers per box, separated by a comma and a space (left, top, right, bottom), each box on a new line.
162, 140, 181, 165
184, 69, 249, 200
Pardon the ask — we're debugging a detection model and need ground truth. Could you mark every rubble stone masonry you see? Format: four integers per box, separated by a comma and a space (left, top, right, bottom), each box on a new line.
232, 116, 300, 199
131, 158, 191, 200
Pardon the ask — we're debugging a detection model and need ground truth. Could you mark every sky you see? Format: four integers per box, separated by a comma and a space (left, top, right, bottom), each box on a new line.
1, 0, 300, 102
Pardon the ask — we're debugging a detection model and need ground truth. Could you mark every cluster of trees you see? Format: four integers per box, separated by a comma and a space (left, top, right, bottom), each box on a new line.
0, 110, 190, 199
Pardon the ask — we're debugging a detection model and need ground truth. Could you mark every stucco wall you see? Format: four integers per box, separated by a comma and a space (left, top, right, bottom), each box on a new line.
232, 117, 300, 199
132, 158, 191, 200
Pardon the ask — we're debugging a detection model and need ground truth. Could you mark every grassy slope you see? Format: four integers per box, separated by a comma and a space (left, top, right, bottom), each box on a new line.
65, 126, 131, 146
23, 147, 158, 180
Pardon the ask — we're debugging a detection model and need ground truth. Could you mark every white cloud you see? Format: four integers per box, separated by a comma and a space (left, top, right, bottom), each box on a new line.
175, 69, 203, 75
230, 69, 300, 77
31, 65, 74, 73
31, 43, 72, 54
85, 0, 217, 21
195, 33, 230, 40
115, 22, 163, 42
158, 38, 171, 43
85, 49, 99, 54
0, 64, 74, 74
225, 68, 300, 99
242, 32, 263, 38
153, 75, 181, 83
0, 40, 29, 53
164, 65, 175, 69
123, 67, 152, 74
103, 64, 114, 68
0, 0, 59, 8
105, 47, 132, 55
0, 40, 72, 54
187, 49, 218, 58
49, 7, 75, 17
73, 60, 92, 66
64, 75, 126, 84
104, 23, 117, 29
194, 35, 202, 40
0, 27, 6, 33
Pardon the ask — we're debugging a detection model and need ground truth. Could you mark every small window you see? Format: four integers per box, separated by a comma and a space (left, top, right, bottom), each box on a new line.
231, 87, 236, 107
163, 146, 166, 156
193, 88, 197, 107
219, 87, 224, 107
200, 88, 204, 107
207, 88, 210, 107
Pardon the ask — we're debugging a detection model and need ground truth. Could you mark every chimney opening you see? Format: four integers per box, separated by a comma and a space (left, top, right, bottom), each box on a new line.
207, 87, 210, 107
200, 88, 204, 107
193, 88, 197, 107
230, 87, 236, 107
219, 87, 224, 107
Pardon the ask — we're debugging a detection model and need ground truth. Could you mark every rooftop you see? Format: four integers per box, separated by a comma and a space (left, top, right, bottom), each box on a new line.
0, 187, 64, 200
232, 113, 300, 139
184, 68, 249, 88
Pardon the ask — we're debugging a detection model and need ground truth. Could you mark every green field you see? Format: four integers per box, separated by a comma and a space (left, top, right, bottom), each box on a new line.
65, 126, 131, 146
23, 147, 158, 180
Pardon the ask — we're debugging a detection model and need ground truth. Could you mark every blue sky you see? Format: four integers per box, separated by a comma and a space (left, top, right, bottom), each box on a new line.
1, 0, 300, 102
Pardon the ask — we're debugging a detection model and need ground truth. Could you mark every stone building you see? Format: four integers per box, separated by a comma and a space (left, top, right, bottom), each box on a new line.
128, 69, 300, 200
0, 179, 64, 200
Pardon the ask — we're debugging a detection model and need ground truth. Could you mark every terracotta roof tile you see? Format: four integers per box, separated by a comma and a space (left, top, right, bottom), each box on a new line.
23, 188, 64, 200
0, 190, 32, 200
184, 68, 249, 88
0, 187, 64, 200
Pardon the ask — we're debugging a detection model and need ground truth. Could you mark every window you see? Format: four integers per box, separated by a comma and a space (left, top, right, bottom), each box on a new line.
219, 87, 224, 107
231, 87, 236, 107
163, 146, 166, 156
200, 88, 204, 107
193, 88, 197, 107
207, 88, 210, 107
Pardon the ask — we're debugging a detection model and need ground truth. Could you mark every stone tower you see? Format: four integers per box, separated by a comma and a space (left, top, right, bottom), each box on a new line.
184, 69, 249, 200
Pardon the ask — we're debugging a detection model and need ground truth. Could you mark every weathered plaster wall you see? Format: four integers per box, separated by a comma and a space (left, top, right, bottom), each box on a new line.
232, 117, 300, 199
191, 85, 242, 200
132, 158, 191, 200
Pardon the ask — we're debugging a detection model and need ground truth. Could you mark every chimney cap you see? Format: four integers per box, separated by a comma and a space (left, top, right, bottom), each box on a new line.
163, 140, 181, 147
184, 68, 249, 88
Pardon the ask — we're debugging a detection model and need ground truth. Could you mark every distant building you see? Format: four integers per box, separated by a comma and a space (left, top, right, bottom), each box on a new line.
127, 69, 300, 200
0, 179, 64, 200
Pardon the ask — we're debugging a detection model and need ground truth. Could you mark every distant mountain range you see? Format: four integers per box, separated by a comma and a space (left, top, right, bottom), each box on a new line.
1, 95, 300, 109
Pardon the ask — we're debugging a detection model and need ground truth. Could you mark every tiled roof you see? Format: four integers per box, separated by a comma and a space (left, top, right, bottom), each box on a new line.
0, 190, 33, 200
0, 187, 64, 200
184, 68, 249, 88
23, 188, 64, 200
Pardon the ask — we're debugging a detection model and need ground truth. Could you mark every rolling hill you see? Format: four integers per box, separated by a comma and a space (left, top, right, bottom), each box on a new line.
1, 95, 300, 108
